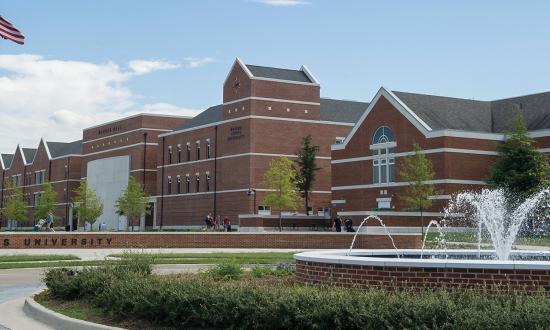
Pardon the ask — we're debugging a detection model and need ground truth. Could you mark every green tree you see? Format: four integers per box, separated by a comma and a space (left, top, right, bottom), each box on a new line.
488, 109, 549, 197
35, 181, 57, 221
262, 157, 300, 231
399, 143, 436, 238
2, 181, 27, 228
115, 176, 150, 231
73, 179, 103, 231
295, 135, 321, 215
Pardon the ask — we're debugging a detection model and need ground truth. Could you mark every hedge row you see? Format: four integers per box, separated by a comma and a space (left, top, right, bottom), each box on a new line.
44, 263, 550, 329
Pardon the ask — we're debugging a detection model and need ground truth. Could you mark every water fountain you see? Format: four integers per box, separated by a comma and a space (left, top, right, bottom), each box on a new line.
347, 215, 400, 257
295, 188, 550, 292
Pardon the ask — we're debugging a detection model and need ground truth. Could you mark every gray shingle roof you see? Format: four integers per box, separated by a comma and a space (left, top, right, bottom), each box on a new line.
22, 148, 37, 164
320, 98, 368, 123
246, 64, 312, 83
393, 90, 550, 133
46, 140, 82, 158
1, 154, 14, 169
175, 104, 223, 131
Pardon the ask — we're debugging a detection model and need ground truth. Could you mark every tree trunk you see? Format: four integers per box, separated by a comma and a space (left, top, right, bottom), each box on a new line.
305, 191, 309, 215
279, 208, 282, 232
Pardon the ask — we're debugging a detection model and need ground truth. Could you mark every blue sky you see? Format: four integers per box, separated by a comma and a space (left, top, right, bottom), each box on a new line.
0, 0, 549, 153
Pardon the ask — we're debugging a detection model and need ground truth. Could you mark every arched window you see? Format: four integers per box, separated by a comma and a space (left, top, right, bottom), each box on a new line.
372, 126, 394, 144
371, 126, 395, 184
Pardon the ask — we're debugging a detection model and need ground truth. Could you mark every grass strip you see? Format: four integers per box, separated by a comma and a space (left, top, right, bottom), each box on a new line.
109, 252, 295, 259
0, 255, 80, 263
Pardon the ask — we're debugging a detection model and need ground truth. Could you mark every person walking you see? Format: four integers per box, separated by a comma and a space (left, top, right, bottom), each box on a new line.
215, 214, 222, 231
204, 213, 212, 230
333, 217, 342, 232
46, 211, 55, 232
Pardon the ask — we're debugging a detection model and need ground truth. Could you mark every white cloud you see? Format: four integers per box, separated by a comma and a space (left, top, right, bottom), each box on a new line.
184, 57, 214, 68
128, 60, 179, 75
0, 54, 199, 154
256, 0, 310, 6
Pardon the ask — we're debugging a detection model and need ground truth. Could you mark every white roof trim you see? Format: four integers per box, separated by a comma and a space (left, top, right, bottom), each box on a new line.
300, 65, 320, 84
223, 57, 253, 86
42, 138, 52, 160
18, 145, 28, 165
83, 113, 191, 131
0, 155, 4, 170
332, 87, 432, 150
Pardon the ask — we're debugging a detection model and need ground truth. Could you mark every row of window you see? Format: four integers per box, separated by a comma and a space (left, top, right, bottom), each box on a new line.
90, 136, 130, 150
167, 172, 211, 194
1, 188, 68, 207
227, 105, 310, 114
7, 166, 69, 187
167, 139, 211, 164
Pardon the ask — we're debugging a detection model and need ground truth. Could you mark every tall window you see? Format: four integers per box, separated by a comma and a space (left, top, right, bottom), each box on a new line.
168, 146, 173, 164
372, 126, 395, 184
205, 172, 210, 191
176, 175, 181, 194
196, 141, 201, 160
167, 176, 172, 194
177, 144, 182, 163
195, 173, 200, 192
186, 143, 191, 161
185, 174, 190, 193
206, 139, 211, 159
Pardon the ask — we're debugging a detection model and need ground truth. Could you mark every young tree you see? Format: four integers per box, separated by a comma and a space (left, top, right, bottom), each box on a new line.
35, 181, 57, 221
488, 109, 549, 197
73, 179, 103, 231
2, 181, 27, 228
399, 143, 436, 238
115, 176, 150, 231
295, 135, 321, 215
262, 157, 300, 231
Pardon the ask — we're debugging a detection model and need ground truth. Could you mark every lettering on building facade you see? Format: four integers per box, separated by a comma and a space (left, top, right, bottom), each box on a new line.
228, 126, 245, 141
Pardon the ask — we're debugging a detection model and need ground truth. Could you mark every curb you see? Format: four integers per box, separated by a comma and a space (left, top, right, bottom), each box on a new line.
23, 291, 125, 330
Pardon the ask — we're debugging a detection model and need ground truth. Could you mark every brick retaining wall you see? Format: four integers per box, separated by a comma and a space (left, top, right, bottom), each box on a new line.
295, 260, 550, 293
0, 232, 420, 249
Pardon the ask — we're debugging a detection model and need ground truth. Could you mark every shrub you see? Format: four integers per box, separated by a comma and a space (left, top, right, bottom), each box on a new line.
44, 265, 550, 329
207, 259, 243, 280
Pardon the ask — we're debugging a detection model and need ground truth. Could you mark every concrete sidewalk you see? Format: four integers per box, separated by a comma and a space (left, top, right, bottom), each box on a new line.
0, 297, 54, 330
0, 248, 306, 261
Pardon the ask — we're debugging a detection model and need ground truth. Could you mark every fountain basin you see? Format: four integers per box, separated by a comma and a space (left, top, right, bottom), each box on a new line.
294, 249, 550, 293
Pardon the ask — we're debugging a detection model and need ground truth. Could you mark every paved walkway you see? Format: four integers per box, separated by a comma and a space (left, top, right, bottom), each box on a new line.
0, 248, 305, 261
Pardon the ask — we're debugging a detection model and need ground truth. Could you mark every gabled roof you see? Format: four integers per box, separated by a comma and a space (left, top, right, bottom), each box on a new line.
22, 148, 37, 164
1, 154, 14, 169
393, 91, 492, 132
393, 90, 550, 133
245, 64, 312, 83
45, 140, 82, 158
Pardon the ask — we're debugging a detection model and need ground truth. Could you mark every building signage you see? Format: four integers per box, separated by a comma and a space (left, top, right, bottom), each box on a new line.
228, 126, 245, 141
98, 124, 123, 136
2, 236, 113, 248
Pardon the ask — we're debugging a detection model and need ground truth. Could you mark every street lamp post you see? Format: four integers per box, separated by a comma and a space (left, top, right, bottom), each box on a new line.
247, 188, 256, 215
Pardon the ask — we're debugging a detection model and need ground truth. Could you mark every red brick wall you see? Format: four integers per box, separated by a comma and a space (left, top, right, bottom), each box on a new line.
0, 232, 420, 250
296, 260, 550, 293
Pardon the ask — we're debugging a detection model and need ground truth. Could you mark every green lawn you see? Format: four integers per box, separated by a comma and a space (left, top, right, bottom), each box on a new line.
425, 231, 550, 247
0, 255, 80, 263
0, 252, 295, 269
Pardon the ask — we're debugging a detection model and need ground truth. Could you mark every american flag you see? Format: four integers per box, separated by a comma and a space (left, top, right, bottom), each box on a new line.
0, 15, 25, 45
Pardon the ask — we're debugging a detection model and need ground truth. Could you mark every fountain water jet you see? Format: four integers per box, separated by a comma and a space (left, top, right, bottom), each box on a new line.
347, 215, 400, 257
448, 188, 549, 260
420, 220, 447, 258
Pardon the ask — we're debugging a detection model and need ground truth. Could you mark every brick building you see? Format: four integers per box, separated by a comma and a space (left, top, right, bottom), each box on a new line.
331, 87, 550, 231
155, 58, 364, 228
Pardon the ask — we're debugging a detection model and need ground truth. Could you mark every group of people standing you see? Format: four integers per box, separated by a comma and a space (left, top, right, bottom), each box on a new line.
204, 213, 232, 232
331, 217, 355, 232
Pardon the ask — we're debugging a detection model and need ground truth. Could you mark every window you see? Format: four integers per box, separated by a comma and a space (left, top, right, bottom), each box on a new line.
258, 205, 272, 215
195, 173, 200, 192
371, 126, 395, 184
168, 146, 173, 164
185, 174, 190, 193
167, 176, 172, 194
176, 175, 181, 194
35, 170, 45, 185
186, 143, 191, 161
205, 172, 210, 191
33, 192, 41, 206
206, 139, 211, 159
177, 144, 182, 163
196, 141, 200, 160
